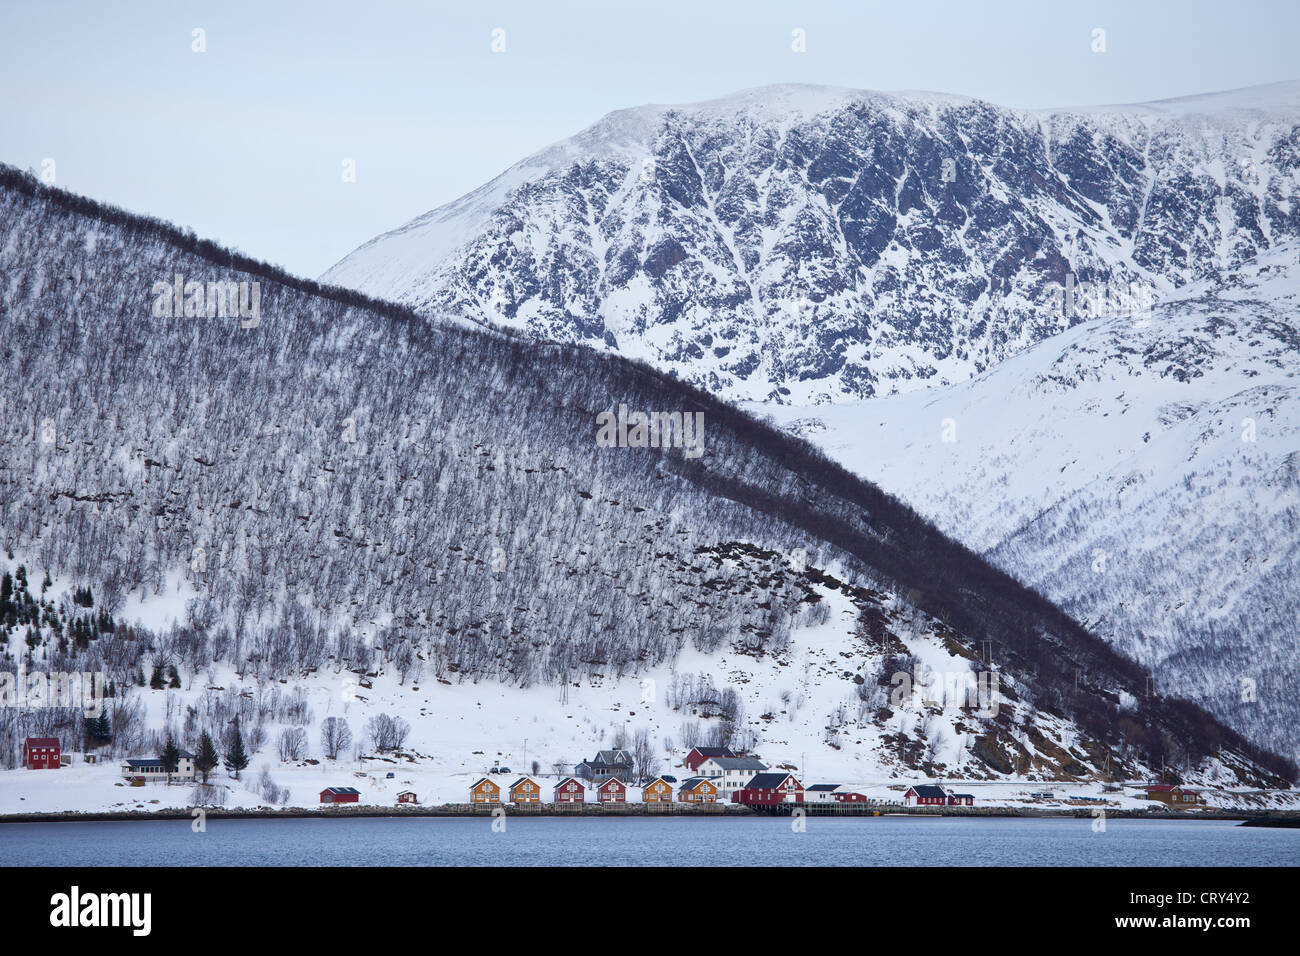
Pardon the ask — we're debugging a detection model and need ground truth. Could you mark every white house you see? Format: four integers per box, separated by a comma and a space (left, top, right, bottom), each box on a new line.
121, 750, 197, 782
804, 783, 843, 803
696, 756, 769, 797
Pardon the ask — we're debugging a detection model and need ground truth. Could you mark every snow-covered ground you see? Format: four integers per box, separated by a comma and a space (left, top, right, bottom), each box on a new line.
4, 762, 1296, 816
5, 569, 1297, 816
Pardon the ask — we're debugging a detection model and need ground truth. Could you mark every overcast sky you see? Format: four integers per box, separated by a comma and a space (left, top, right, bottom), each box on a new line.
1, 0, 1296, 278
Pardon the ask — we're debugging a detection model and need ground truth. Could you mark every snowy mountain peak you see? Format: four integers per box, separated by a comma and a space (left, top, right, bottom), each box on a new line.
325, 82, 1300, 404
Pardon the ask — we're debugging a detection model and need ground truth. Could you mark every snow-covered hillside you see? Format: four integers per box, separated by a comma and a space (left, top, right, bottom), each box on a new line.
757, 241, 1300, 762
324, 81, 1300, 403
5, 164, 1292, 808
3, 563, 1291, 816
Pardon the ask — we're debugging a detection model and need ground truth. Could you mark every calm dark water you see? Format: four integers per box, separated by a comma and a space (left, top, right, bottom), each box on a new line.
1, 816, 1296, 866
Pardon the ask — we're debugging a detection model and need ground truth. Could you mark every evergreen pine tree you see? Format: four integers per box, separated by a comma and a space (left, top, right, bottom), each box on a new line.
161, 735, 180, 784
90, 710, 111, 747
195, 731, 219, 784
223, 719, 249, 778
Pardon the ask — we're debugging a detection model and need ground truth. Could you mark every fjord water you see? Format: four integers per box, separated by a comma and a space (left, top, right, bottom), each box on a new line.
2, 817, 1296, 866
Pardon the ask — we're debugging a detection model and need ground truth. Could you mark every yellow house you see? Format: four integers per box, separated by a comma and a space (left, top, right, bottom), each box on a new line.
509, 775, 542, 803
677, 777, 719, 803
469, 777, 501, 804
642, 777, 674, 803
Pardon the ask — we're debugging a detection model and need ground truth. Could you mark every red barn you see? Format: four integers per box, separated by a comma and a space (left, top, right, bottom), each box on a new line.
554, 777, 586, 804
684, 746, 736, 772
319, 786, 360, 804
732, 772, 804, 806
947, 793, 975, 806
904, 785, 948, 806
22, 737, 61, 770
598, 778, 627, 804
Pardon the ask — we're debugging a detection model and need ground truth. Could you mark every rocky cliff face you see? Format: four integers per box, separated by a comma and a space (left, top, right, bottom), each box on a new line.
325, 82, 1300, 404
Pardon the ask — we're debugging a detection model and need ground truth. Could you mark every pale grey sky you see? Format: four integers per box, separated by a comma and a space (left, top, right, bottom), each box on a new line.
1, 0, 1295, 277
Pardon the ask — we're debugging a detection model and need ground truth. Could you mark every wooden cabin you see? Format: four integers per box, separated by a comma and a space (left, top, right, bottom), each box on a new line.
642, 777, 674, 803
597, 777, 627, 804
509, 776, 542, 804
554, 776, 586, 804
676, 777, 719, 804
470, 777, 502, 804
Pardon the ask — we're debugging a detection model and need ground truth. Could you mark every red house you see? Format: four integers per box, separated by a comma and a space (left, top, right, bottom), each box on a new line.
554, 777, 585, 804
684, 746, 736, 772
319, 786, 360, 804
1144, 785, 1206, 806
947, 793, 975, 806
903, 785, 948, 806
397, 790, 418, 804
732, 772, 804, 806
598, 778, 627, 804
22, 737, 61, 769
834, 791, 869, 803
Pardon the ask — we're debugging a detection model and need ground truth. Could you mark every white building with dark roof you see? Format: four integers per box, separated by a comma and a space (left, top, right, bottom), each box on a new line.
121, 750, 196, 782
696, 755, 769, 797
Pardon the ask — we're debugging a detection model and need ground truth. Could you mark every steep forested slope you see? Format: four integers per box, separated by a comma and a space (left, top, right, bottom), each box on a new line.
0, 165, 1291, 786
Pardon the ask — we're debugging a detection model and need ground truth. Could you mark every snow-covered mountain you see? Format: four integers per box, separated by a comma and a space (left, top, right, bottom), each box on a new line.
2, 164, 1292, 792
324, 81, 1300, 404
758, 240, 1300, 763
320, 81, 1300, 766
